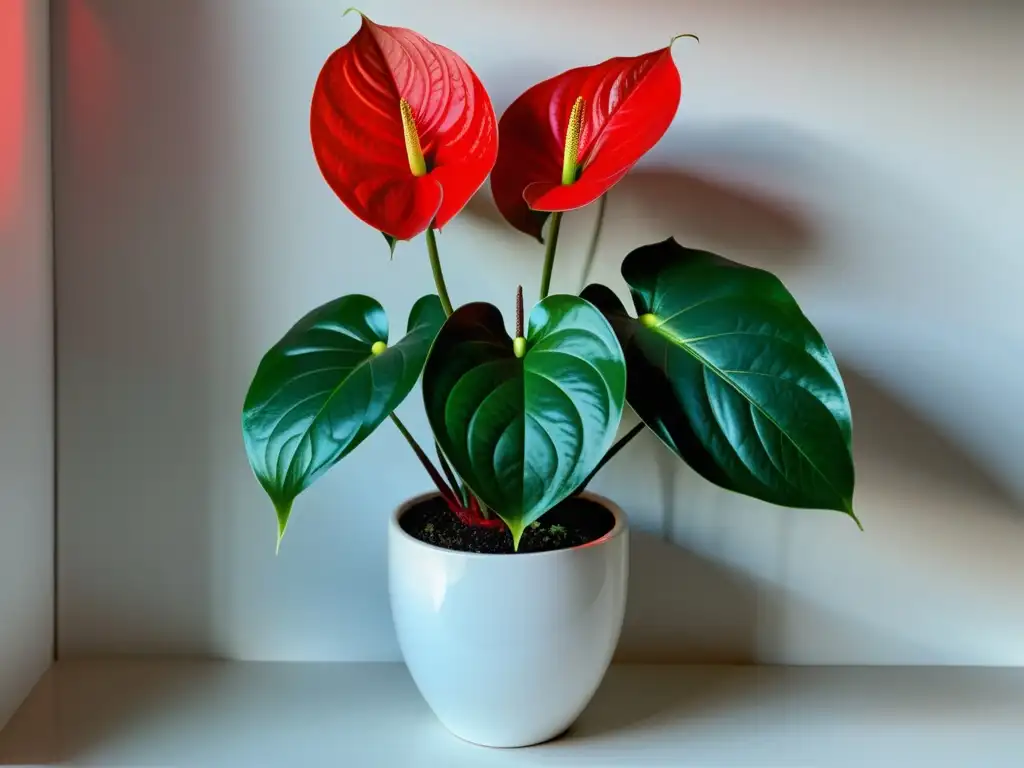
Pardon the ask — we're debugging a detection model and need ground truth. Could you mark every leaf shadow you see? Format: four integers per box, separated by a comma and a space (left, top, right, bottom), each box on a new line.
462, 163, 817, 270
840, 362, 1022, 515
608, 167, 818, 262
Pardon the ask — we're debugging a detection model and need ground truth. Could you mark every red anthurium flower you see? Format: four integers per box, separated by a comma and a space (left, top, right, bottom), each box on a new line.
491, 42, 686, 241
311, 12, 497, 242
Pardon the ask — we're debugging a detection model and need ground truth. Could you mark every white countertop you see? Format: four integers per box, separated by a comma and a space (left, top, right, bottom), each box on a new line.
1, 661, 1022, 766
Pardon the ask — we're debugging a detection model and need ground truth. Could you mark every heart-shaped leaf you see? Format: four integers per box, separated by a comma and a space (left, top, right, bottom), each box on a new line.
582, 239, 857, 522
243, 294, 445, 542
423, 295, 626, 547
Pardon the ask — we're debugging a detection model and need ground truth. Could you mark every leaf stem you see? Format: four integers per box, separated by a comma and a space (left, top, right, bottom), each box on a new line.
577, 194, 608, 292
574, 421, 646, 495
390, 413, 456, 502
434, 442, 461, 501
425, 228, 454, 316
539, 212, 563, 300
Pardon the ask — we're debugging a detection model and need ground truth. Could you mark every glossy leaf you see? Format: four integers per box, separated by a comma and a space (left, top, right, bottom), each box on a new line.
243, 294, 445, 541
582, 239, 857, 521
310, 12, 497, 242
423, 296, 626, 546
491, 45, 682, 240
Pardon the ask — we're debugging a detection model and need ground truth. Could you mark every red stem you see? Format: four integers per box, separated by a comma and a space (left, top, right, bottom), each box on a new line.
390, 415, 504, 530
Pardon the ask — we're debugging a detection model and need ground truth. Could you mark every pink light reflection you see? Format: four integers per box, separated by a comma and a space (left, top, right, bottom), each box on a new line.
0, 0, 26, 228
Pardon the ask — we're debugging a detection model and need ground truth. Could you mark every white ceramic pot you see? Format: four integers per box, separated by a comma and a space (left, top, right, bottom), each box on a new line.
388, 492, 629, 748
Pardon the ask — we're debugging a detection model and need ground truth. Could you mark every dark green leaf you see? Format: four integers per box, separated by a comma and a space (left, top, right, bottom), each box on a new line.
423, 295, 626, 547
383, 232, 398, 257
582, 238, 857, 523
242, 294, 445, 543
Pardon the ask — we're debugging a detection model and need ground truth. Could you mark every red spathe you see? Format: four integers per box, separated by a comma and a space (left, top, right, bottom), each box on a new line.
491, 47, 682, 241
310, 14, 498, 242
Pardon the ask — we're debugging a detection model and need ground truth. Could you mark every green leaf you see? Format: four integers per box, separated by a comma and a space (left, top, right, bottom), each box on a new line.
242, 294, 445, 544
582, 238, 857, 523
423, 295, 626, 548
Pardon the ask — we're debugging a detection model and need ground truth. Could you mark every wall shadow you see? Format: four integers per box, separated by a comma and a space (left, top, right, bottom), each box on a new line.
611, 167, 817, 260
616, 531, 759, 664
617, 352, 1024, 673
462, 163, 816, 269
841, 364, 1021, 514
53, 0, 218, 655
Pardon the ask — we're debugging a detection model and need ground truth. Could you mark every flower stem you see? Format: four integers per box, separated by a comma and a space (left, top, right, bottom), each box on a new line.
538, 212, 563, 300
574, 421, 646, 495
577, 194, 608, 292
515, 285, 524, 338
390, 413, 455, 502
425, 227, 454, 316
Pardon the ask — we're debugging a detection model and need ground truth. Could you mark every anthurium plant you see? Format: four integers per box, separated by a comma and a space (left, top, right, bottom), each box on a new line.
242, 11, 857, 552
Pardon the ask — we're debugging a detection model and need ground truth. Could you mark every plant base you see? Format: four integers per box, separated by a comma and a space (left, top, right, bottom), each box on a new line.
400, 495, 615, 554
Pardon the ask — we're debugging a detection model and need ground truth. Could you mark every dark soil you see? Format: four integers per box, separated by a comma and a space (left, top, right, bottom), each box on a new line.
400, 495, 616, 554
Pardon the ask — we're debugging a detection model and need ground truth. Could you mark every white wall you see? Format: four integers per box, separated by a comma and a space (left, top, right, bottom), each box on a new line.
54, 0, 1023, 663
0, 0, 54, 728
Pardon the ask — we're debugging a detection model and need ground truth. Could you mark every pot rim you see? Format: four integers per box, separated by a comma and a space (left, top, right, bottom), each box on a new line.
390, 491, 628, 559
